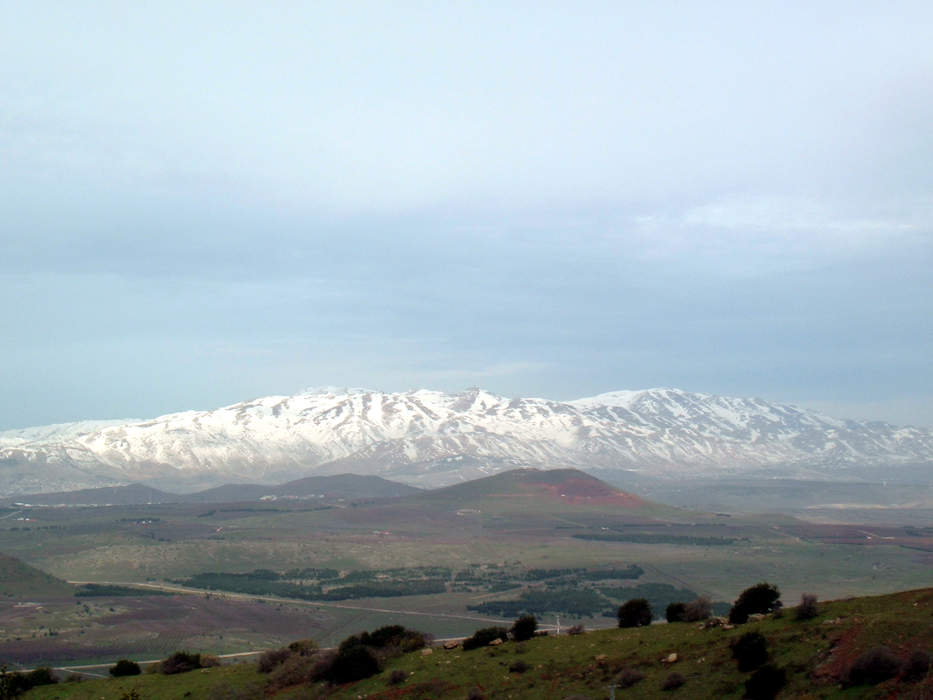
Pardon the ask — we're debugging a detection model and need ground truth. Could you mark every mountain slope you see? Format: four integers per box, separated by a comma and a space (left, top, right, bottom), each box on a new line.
1, 387, 931, 495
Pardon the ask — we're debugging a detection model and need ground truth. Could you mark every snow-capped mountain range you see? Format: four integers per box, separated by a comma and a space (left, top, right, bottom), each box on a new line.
1, 387, 931, 496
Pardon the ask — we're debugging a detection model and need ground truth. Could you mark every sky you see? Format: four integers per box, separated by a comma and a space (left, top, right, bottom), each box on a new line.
1, 1, 931, 429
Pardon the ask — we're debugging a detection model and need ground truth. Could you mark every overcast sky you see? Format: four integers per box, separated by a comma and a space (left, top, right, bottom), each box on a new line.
2, 1, 931, 429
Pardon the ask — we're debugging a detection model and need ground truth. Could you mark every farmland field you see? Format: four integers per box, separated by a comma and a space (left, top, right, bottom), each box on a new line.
1, 470, 931, 667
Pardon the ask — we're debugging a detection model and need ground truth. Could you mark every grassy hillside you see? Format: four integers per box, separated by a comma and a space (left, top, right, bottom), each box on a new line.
24, 588, 933, 699
0, 552, 72, 599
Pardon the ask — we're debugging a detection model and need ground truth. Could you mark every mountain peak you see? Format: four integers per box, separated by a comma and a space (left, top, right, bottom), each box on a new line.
1, 387, 930, 496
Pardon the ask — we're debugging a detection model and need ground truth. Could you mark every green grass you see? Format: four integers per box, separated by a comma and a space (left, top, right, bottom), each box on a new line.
24, 587, 933, 699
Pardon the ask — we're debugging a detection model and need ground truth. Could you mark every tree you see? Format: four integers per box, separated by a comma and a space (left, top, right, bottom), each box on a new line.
730, 582, 781, 623
617, 598, 652, 628
510, 614, 537, 641
109, 659, 141, 677
665, 602, 686, 623
731, 631, 769, 672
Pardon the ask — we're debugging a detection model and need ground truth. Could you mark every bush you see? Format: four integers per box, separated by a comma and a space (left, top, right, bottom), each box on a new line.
265, 654, 318, 692
615, 668, 645, 688
844, 646, 904, 686
359, 625, 428, 653
903, 649, 931, 682
109, 659, 141, 677
287, 638, 319, 656
795, 593, 819, 621
731, 582, 781, 624
257, 647, 292, 673
617, 598, 652, 628
510, 614, 538, 642
509, 660, 531, 674
200, 654, 220, 668
327, 644, 380, 684
729, 604, 749, 624
662, 672, 686, 690
388, 669, 408, 685
463, 626, 509, 651
744, 664, 786, 699
466, 688, 485, 700
731, 632, 769, 672
684, 596, 712, 622
160, 651, 202, 675
665, 602, 686, 623
567, 624, 585, 635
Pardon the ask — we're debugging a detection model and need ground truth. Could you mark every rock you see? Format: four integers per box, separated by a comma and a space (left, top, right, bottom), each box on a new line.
662, 653, 678, 664
702, 616, 728, 629
421, 648, 433, 655
443, 640, 460, 649
722, 624, 735, 630
488, 638, 504, 646
748, 613, 767, 622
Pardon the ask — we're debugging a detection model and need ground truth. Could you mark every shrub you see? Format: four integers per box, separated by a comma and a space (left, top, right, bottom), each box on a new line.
731, 632, 769, 672
388, 669, 408, 685
360, 625, 427, 653
287, 638, 319, 656
466, 688, 485, 700
665, 602, 686, 623
617, 598, 652, 628
200, 654, 220, 668
903, 649, 931, 682
744, 664, 786, 700
327, 644, 381, 684
307, 651, 337, 682
731, 582, 781, 624
109, 659, 141, 677
662, 672, 686, 690
795, 593, 818, 621
160, 651, 202, 675
509, 660, 531, 674
567, 624, 585, 635
844, 646, 904, 686
463, 626, 509, 650
265, 654, 318, 692
510, 614, 538, 642
615, 668, 645, 688
684, 596, 712, 622
729, 604, 749, 624
257, 647, 291, 673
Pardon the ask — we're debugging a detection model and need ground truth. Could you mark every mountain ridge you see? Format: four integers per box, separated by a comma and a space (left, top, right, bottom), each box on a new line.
1, 387, 931, 496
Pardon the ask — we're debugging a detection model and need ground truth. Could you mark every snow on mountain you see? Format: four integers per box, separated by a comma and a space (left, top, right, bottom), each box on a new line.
1, 387, 931, 495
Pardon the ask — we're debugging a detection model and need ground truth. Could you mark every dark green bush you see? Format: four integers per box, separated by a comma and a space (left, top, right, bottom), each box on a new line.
731, 632, 769, 672
463, 626, 509, 650
510, 614, 537, 641
327, 644, 380, 684
109, 659, 141, 677
662, 672, 686, 690
730, 582, 781, 624
843, 646, 903, 686
159, 651, 202, 675
509, 660, 530, 674
617, 598, 652, 628
287, 638, 319, 656
665, 602, 686, 623
744, 665, 786, 699
616, 668, 645, 688
903, 649, 931, 682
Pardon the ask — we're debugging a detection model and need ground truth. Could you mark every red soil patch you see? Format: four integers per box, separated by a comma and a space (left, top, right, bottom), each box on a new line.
530, 478, 644, 508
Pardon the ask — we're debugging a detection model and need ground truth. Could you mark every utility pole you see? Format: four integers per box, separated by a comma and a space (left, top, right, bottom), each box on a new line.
556, 614, 561, 636
607, 683, 617, 700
